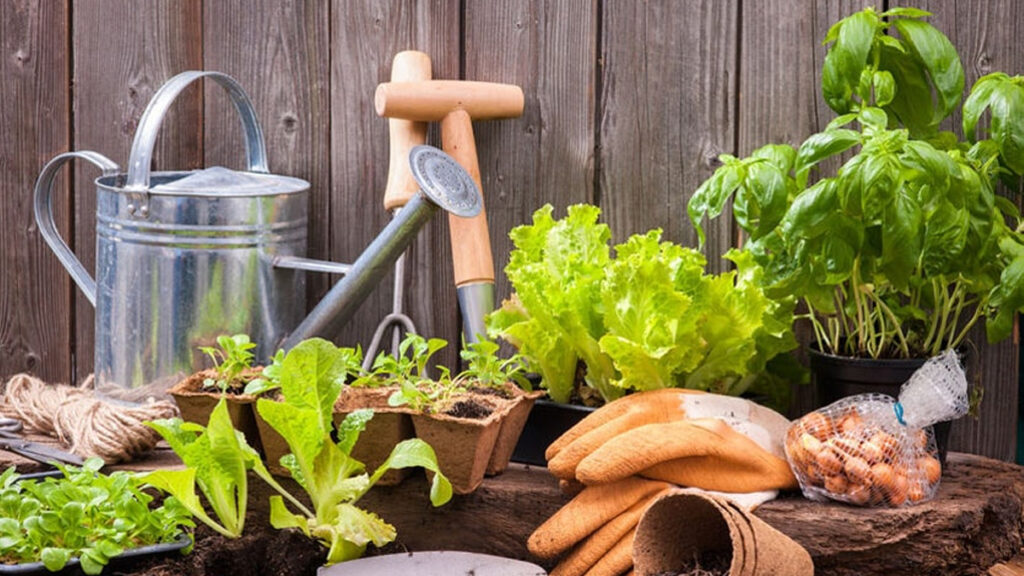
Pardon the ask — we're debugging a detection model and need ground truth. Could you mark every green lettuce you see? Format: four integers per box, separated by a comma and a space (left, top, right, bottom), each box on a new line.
488, 204, 799, 406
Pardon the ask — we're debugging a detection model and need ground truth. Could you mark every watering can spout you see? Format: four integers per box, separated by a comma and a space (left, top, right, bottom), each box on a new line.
282, 145, 481, 350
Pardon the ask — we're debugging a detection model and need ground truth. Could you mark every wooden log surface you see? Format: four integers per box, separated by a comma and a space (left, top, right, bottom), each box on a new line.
3, 438, 1023, 576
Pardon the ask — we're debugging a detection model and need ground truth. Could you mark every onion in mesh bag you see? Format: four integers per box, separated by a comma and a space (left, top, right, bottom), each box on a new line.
784, 350, 966, 507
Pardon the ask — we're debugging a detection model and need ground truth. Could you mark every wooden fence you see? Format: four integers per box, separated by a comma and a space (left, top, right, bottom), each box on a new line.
2, 0, 1021, 459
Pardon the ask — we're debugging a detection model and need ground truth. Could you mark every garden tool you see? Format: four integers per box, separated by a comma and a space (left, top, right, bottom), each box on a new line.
35, 70, 481, 401
545, 389, 797, 493
0, 417, 84, 467
375, 75, 525, 343
363, 50, 434, 368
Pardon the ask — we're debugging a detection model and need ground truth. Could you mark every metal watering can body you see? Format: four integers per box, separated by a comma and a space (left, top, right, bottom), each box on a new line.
34, 71, 481, 402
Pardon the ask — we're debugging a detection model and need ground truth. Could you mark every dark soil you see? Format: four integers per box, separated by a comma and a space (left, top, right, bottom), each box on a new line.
444, 399, 494, 419
651, 550, 731, 576
111, 524, 325, 576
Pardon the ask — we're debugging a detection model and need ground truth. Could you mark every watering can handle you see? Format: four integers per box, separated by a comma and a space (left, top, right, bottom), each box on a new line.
33, 151, 120, 307
125, 70, 269, 193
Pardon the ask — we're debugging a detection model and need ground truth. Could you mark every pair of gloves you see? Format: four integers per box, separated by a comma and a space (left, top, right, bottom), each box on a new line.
527, 389, 798, 576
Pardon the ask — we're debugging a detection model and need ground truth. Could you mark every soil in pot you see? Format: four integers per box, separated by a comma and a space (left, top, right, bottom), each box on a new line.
809, 346, 958, 465
410, 394, 503, 495
333, 386, 414, 486
650, 550, 731, 576
169, 368, 263, 453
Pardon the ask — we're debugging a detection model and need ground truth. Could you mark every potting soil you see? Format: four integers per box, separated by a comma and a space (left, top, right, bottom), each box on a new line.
651, 550, 730, 576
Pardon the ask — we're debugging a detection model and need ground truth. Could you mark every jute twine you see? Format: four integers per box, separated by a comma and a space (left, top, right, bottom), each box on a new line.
0, 373, 179, 464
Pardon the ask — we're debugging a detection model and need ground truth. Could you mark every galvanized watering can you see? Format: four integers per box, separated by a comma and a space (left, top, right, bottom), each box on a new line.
34, 71, 481, 402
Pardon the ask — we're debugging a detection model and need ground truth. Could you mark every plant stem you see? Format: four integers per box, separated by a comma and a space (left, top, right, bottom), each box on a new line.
870, 290, 909, 357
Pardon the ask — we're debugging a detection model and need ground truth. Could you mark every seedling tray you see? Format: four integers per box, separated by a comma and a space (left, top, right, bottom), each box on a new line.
0, 533, 191, 575
0, 472, 191, 575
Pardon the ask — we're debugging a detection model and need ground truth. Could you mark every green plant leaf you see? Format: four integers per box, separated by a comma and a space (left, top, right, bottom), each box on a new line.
963, 73, 1006, 141
881, 191, 923, 288
268, 495, 309, 534
873, 70, 896, 107
278, 338, 347, 431
892, 18, 965, 125
822, 9, 877, 113
40, 547, 71, 572
878, 44, 936, 136
794, 129, 860, 185
371, 439, 453, 507
336, 409, 374, 455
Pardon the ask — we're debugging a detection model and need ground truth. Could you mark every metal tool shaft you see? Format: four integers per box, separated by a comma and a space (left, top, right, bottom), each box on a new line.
282, 193, 439, 349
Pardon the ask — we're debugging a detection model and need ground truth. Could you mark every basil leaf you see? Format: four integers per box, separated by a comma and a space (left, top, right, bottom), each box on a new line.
893, 18, 965, 125
795, 129, 861, 185
873, 70, 896, 107
822, 10, 878, 113
962, 73, 1005, 141
878, 44, 936, 136
881, 191, 922, 288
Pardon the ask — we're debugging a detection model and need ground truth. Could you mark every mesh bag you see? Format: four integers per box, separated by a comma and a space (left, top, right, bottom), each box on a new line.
784, 349, 968, 507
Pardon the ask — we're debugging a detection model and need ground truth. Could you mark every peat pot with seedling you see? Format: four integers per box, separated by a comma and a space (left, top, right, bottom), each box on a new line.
381, 335, 539, 494
168, 334, 267, 452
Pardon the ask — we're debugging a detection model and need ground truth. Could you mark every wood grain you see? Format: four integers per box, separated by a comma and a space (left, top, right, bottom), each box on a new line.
465, 0, 597, 312
599, 0, 737, 273
0, 1, 71, 384
71, 0, 202, 384
330, 0, 460, 368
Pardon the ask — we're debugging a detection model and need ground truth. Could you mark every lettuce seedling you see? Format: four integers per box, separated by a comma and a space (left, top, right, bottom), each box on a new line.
143, 398, 304, 539
199, 334, 259, 392
256, 338, 452, 564
0, 459, 192, 575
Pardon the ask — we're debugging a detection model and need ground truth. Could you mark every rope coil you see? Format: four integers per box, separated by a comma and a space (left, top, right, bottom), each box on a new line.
0, 373, 179, 464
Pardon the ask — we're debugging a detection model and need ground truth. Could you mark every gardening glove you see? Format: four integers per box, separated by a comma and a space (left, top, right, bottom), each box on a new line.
530, 477, 672, 576
528, 477, 670, 560
536, 482, 774, 576
546, 389, 796, 493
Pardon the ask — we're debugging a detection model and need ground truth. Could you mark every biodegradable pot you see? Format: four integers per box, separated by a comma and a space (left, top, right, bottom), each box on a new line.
810, 345, 955, 464
333, 386, 414, 486
411, 396, 504, 494
633, 490, 813, 576
168, 368, 263, 453
511, 400, 595, 466
484, 385, 545, 476
251, 392, 290, 476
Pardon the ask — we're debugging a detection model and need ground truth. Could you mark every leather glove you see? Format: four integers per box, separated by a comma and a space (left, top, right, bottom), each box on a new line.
546, 389, 796, 493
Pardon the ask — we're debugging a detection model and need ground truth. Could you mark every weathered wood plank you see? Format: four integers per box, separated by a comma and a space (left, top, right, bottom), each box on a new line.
0, 1, 71, 384
907, 0, 1024, 460
329, 0, 461, 367
203, 0, 331, 327
463, 0, 597, 314
599, 0, 737, 273
71, 0, 203, 384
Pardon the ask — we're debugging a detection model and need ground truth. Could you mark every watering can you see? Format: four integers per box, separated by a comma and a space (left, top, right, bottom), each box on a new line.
33, 71, 481, 402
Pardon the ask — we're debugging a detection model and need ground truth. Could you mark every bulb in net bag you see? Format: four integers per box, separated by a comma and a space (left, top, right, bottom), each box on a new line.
784, 350, 967, 507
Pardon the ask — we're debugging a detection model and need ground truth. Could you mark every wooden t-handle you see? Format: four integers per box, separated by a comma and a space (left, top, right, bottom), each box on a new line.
383, 51, 432, 211
442, 109, 495, 287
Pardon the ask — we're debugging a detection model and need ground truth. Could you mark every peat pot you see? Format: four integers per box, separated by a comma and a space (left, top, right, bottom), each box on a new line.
810, 346, 956, 464
34, 71, 481, 402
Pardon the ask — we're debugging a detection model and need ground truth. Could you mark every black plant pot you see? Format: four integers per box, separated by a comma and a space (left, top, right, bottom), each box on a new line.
809, 346, 954, 465
511, 400, 595, 466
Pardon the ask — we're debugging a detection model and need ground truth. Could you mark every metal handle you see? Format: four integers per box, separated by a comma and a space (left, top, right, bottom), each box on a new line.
33, 151, 120, 307
125, 70, 269, 195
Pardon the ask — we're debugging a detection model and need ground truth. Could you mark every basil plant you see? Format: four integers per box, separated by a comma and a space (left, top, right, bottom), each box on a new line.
689, 6, 1024, 360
